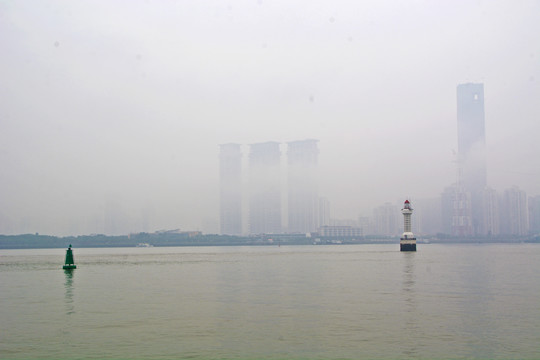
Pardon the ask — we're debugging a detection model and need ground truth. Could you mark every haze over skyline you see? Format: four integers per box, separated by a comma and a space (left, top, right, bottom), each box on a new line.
1, 1, 539, 236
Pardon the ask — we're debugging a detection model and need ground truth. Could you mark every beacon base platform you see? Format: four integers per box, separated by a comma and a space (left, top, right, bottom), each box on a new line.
400, 243, 416, 252
400, 238, 417, 252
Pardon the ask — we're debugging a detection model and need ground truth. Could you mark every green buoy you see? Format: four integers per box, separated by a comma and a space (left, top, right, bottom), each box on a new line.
63, 244, 77, 270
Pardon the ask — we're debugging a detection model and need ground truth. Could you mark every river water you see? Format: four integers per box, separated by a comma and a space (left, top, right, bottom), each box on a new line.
1, 244, 539, 359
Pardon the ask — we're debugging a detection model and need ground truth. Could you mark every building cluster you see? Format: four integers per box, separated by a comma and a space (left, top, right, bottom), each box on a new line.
220, 139, 328, 235
219, 83, 539, 239
438, 184, 537, 237
348, 83, 539, 238
439, 83, 537, 237
332, 187, 538, 238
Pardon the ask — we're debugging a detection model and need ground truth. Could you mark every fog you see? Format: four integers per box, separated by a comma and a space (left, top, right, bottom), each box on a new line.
1, 1, 539, 236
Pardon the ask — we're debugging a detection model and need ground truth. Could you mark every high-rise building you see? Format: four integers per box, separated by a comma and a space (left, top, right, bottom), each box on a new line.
248, 142, 282, 234
456, 83, 487, 235
373, 202, 399, 236
440, 186, 455, 235
318, 197, 331, 228
482, 187, 500, 236
287, 139, 319, 233
219, 143, 242, 235
413, 197, 441, 235
452, 185, 473, 237
501, 186, 529, 236
529, 195, 540, 235
357, 216, 371, 236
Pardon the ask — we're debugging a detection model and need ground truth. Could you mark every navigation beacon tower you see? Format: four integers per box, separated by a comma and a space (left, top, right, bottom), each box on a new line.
400, 200, 416, 252
63, 244, 77, 270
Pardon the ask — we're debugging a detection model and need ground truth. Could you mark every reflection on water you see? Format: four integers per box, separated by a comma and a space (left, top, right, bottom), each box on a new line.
401, 252, 418, 358
64, 269, 75, 315
402, 252, 416, 300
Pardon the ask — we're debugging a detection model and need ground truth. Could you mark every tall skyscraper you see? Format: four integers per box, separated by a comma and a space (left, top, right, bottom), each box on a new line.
219, 143, 242, 235
287, 139, 319, 233
457, 83, 487, 235
248, 142, 282, 234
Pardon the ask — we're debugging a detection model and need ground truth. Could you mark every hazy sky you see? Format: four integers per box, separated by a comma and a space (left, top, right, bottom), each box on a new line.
1, 0, 539, 235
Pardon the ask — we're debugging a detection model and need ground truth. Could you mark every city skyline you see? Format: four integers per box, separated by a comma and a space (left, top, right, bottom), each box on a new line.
1, 1, 539, 236
2, 78, 539, 237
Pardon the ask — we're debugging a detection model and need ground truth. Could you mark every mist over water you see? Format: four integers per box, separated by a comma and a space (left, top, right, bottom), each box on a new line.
1, 244, 539, 359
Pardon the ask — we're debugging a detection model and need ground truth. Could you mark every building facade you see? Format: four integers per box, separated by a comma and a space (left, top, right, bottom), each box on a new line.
456, 83, 487, 235
287, 139, 319, 233
318, 197, 331, 228
318, 225, 363, 238
219, 143, 243, 235
452, 185, 474, 237
413, 197, 442, 235
248, 142, 282, 234
529, 195, 540, 235
482, 187, 500, 236
373, 202, 399, 236
501, 186, 529, 236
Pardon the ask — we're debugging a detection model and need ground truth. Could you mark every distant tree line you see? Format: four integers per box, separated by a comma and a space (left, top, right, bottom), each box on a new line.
0, 232, 313, 249
0, 233, 255, 249
0, 232, 538, 249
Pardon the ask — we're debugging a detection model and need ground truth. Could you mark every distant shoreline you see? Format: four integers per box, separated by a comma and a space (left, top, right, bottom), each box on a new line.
1, 233, 538, 249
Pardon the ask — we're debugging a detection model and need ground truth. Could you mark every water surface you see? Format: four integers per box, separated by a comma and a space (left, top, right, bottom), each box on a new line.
1, 244, 539, 359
